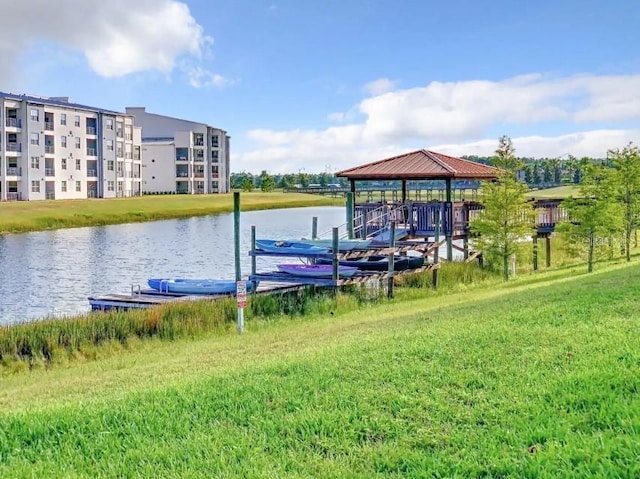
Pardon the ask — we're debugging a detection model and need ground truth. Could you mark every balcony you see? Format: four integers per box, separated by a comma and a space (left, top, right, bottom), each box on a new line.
87, 148, 97, 156
6, 142, 21, 153
6, 166, 21, 176
5, 118, 21, 128
87, 169, 97, 177
211, 173, 219, 179
133, 172, 141, 178
45, 145, 55, 154
194, 172, 205, 178
45, 168, 55, 176
44, 122, 54, 131
6, 192, 22, 201
86, 126, 96, 135
176, 171, 189, 178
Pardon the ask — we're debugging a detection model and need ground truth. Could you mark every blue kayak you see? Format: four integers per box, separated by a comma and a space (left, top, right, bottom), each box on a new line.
255, 239, 329, 255
148, 278, 258, 295
296, 238, 372, 251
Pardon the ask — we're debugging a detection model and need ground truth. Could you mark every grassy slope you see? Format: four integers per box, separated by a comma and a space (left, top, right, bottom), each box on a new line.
0, 192, 343, 234
1, 264, 639, 477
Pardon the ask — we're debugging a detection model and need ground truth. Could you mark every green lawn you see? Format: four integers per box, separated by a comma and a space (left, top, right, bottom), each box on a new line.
0, 192, 344, 234
528, 185, 579, 199
1, 262, 638, 477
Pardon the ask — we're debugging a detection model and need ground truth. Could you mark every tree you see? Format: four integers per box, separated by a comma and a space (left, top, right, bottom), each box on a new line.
608, 143, 640, 261
259, 170, 276, 192
471, 136, 535, 280
240, 174, 254, 192
558, 164, 622, 272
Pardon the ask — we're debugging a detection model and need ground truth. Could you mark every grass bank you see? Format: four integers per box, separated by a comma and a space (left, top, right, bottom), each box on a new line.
1, 261, 639, 476
0, 192, 343, 235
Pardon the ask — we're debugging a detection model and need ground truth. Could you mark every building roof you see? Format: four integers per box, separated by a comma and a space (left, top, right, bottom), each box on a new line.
336, 149, 500, 180
0, 91, 123, 116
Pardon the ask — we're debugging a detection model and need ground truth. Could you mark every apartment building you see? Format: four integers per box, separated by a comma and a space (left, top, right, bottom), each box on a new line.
0, 92, 142, 201
125, 107, 230, 194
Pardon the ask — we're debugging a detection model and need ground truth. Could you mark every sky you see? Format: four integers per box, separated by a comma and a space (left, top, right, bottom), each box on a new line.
1, 0, 639, 174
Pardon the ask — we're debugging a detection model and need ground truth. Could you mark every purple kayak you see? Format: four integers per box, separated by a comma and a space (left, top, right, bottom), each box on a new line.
277, 264, 358, 278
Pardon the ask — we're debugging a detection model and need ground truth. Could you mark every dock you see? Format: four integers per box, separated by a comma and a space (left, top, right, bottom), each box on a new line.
88, 281, 306, 311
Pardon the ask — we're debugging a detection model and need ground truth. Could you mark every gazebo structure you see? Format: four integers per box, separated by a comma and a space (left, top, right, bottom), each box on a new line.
336, 149, 500, 261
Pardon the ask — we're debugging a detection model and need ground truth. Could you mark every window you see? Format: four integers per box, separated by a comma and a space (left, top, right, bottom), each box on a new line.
61, 180, 67, 192
31, 180, 40, 192
74, 115, 80, 127
76, 159, 81, 170
116, 122, 123, 138
76, 181, 81, 192
106, 118, 114, 130
61, 136, 67, 148
30, 109, 39, 121
212, 150, 219, 160
107, 160, 114, 171
75, 137, 81, 149
125, 126, 133, 140
60, 113, 67, 126
61, 158, 67, 170
211, 134, 219, 147
31, 157, 40, 169
116, 141, 123, 157
106, 139, 114, 151
30, 133, 39, 145
117, 181, 123, 192
107, 181, 115, 192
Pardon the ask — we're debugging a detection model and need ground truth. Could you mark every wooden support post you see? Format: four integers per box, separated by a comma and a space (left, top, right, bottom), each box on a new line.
332, 227, 339, 286
311, 216, 318, 239
251, 225, 257, 288
545, 235, 551, 268
401, 180, 407, 204
445, 178, 453, 261
533, 235, 538, 271
463, 236, 469, 260
346, 192, 354, 239
433, 208, 440, 289
387, 221, 396, 298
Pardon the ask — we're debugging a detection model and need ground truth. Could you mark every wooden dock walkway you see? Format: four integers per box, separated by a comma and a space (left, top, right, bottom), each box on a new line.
88, 281, 306, 311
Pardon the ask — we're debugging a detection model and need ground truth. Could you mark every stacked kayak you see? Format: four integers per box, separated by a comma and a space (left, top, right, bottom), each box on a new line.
148, 278, 257, 295
317, 256, 425, 272
255, 239, 329, 254
277, 264, 358, 278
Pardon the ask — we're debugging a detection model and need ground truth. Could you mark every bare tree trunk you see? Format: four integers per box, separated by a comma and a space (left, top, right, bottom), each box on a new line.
626, 227, 632, 262
588, 234, 595, 273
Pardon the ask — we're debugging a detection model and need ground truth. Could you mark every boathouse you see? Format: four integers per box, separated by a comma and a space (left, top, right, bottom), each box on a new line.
336, 149, 500, 261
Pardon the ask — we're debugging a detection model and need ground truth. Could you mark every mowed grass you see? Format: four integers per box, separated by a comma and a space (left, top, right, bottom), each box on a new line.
528, 185, 579, 199
1, 264, 639, 477
0, 192, 343, 234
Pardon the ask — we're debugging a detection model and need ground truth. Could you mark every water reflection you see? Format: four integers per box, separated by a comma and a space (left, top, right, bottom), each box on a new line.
0, 207, 346, 324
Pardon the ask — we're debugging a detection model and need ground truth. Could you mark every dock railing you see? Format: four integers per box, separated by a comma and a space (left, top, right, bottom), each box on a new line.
317, 203, 408, 240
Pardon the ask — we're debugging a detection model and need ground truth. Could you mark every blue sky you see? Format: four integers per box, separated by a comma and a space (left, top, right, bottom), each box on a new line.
1, 0, 639, 173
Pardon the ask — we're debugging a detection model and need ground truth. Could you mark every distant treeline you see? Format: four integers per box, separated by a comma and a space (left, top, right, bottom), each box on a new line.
231, 156, 606, 191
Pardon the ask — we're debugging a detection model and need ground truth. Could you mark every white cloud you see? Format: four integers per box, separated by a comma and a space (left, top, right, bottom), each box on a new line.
0, 0, 227, 87
183, 65, 235, 89
363, 77, 398, 96
234, 73, 640, 173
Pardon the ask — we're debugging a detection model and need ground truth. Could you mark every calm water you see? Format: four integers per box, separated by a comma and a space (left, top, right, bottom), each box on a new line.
0, 207, 347, 324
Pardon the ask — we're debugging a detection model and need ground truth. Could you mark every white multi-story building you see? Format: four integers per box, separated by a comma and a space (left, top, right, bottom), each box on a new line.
0, 92, 142, 201
125, 107, 230, 194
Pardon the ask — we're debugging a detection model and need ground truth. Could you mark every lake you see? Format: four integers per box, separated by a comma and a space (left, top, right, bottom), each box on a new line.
0, 207, 347, 324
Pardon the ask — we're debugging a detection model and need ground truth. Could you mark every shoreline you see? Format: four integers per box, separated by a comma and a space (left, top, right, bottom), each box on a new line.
0, 192, 344, 235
